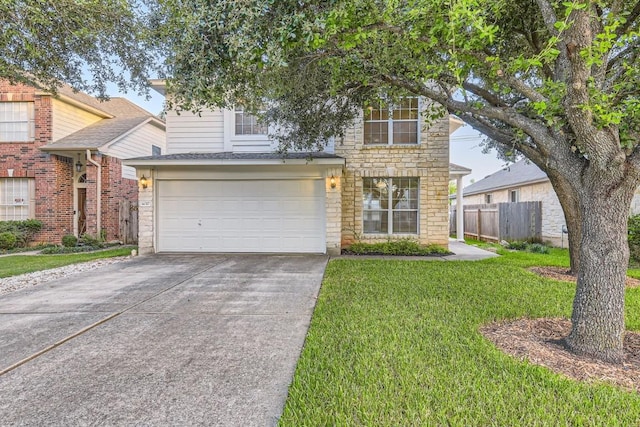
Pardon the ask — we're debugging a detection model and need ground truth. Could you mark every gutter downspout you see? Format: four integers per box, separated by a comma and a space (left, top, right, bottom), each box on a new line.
86, 149, 101, 237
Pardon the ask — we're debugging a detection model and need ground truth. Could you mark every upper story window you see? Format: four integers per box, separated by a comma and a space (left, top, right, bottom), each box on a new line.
0, 102, 35, 142
364, 98, 419, 145
510, 189, 520, 203
485, 194, 493, 204
234, 107, 267, 135
152, 145, 162, 156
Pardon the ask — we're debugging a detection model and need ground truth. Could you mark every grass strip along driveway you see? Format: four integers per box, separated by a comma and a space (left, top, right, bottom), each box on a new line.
0, 248, 133, 278
280, 248, 640, 425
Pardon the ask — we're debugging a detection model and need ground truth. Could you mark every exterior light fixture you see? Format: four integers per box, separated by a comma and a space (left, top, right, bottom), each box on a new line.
330, 175, 337, 189
140, 175, 148, 189
75, 156, 82, 173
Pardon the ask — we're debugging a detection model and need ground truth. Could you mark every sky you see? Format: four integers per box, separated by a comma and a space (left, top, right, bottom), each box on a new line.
115, 88, 508, 189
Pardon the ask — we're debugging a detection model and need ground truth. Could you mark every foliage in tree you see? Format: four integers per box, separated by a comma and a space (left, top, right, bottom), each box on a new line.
0, 0, 161, 97
157, 0, 640, 362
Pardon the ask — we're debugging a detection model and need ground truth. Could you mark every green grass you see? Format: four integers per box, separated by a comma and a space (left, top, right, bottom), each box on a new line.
280, 249, 640, 425
0, 247, 133, 278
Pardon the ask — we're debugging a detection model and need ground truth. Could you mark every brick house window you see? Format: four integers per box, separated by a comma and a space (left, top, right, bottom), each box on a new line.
0, 102, 35, 142
364, 98, 419, 145
363, 177, 419, 234
234, 106, 267, 135
0, 178, 35, 220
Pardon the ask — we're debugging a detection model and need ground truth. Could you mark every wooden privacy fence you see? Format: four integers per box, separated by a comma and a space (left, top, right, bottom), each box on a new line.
119, 200, 138, 244
450, 201, 542, 242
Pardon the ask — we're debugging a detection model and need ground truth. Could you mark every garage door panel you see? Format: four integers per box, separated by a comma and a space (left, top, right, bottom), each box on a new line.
158, 179, 325, 253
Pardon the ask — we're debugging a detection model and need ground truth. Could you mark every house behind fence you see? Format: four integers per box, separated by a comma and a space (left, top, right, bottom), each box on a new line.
450, 202, 542, 243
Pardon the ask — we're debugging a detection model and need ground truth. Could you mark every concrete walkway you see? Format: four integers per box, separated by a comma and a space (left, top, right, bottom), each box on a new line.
0, 254, 327, 426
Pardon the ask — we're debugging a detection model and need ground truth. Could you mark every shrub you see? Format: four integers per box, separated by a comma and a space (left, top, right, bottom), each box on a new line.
0, 219, 42, 247
527, 243, 550, 254
507, 241, 528, 251
343, 239, 451, 256
79, 233, 105, 248
629, 214, 640, 264
62, 234, 78, 247
0, 232, 17, 250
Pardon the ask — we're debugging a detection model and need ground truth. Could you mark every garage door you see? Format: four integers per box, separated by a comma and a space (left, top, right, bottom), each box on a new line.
157, 180, 325, 253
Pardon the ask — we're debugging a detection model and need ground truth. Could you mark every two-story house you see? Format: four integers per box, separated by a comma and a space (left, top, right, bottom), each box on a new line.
125, 82, 466, 254
0, 81, 166, 244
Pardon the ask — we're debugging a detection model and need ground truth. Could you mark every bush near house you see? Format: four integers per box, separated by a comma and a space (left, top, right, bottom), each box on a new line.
0, 220, 43, 249
342, 239, 451, 256
629, 214, 640, 264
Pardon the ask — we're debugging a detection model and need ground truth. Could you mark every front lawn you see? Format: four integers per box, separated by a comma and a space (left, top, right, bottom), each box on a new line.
0, 247, 134, 278
280, 249, 640, 425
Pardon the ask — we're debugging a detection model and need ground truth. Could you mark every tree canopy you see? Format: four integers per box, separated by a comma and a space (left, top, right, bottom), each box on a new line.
158, 0, 640, 363
0, 0, 160, 97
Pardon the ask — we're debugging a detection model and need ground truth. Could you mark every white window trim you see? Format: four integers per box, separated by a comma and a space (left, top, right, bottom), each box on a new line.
223, 109, 272, 151
363, 97, 421, 146
0, 102, 35, 142
0, 178, 35, 220
510, 189, 520, 203
363, 177, 420, 235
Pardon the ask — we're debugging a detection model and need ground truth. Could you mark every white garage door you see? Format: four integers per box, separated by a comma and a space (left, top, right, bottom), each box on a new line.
157, 179, 325, 253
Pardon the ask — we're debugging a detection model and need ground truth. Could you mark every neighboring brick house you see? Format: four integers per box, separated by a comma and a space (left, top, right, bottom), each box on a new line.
125, 81, 467, 254
0, 81, 166, 244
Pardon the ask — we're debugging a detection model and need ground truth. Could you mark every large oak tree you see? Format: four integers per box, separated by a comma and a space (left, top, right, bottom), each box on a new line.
1, 0, 160, 97
158, 0, 640, 363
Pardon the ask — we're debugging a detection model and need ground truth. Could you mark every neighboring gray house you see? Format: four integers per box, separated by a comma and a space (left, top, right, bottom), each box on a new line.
457, 159, 640, 246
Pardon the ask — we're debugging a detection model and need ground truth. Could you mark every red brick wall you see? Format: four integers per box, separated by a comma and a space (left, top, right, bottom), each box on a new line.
0, 81, 137, 244
0, 82, 74, 243
100, 156, 138, 241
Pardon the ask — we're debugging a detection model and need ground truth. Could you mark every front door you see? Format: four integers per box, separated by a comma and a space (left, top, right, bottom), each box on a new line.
77, 187, 87, 236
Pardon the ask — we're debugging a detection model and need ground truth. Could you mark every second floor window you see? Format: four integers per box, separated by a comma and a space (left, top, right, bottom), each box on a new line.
234, 107, 267, 135
0, 102, 35, 142
364, 98, 419, 145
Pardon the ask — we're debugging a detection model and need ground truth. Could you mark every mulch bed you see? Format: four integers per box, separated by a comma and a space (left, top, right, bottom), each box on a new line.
481, 318, 640, 393
483, 267, 640, 392
529, 266, 640, 288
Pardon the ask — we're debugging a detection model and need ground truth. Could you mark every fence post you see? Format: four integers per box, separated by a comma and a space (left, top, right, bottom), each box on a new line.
477, 209, 482, 240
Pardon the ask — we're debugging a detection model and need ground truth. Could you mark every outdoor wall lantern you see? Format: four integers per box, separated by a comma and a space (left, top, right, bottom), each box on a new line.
140, 175, 148, 189
330, 175, 337, 189
75, 157, 83, 173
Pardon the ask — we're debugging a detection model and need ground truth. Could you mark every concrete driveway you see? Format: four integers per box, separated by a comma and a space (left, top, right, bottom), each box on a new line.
0, 254, 328, 426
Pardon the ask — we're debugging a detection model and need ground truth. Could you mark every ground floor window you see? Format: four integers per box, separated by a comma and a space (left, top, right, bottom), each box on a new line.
363, 177, 419, 234
0, 178, 35, 220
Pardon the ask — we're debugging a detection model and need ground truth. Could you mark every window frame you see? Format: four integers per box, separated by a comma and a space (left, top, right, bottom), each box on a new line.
363, 97, 420, 146
0, 178, 35, 220
510, 189, 520, 203
485, 194, 493, 204
0, 102, 35, 142
362, 177, 419, 235
234, 106, 268, 136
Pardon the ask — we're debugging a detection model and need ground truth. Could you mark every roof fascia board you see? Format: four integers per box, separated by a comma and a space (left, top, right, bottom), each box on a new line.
124, 157, 346, 167
464, 177, 550, 196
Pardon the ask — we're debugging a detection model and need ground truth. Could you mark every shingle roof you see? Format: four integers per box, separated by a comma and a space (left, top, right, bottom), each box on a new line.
462, 159, 548, 195
41, 93, 163, 151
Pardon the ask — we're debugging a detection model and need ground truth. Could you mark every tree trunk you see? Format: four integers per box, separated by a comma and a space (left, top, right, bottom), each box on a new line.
547, 173, 582, 273
564, 178, 636, 363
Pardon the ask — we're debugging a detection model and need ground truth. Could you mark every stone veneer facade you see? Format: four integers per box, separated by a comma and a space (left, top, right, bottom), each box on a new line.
335, 112, 451, 249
